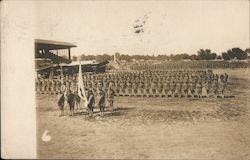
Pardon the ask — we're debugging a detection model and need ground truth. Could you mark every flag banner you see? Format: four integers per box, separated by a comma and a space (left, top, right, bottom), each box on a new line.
77, 61, 88, 108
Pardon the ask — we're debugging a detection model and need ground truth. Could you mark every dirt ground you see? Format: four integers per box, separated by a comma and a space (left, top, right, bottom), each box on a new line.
37, 69, 250, 159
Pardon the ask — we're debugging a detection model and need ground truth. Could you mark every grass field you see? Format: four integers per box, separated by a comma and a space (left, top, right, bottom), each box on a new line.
37, 69, 250, 159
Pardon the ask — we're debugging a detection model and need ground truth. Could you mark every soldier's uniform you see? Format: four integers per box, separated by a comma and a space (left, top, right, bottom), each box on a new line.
161, 82, 167, 97
51, 79, 56, 94
98, 88, 106, 116
201, 82, 208, 98
182, 82, 188, 97
196, 82, 202, 98
43, 79, 48, 94
169, 81, 175, 97
224, 73, 229, 83
145, 81, 150, 97
212, 81, 218, 98
35, 79, 39, 93
56, 80, 61, 94
187, 81, 193, 97
174, 82, 181, 98
107, 88, 115, 112
218, 80, 226, 98
131, 81, 137, 96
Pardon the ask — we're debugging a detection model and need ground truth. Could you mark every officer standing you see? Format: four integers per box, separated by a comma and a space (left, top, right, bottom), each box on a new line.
107, 88, 115, 112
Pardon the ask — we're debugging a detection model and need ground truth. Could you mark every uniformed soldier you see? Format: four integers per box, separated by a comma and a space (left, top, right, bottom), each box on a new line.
98, 88, 106, 117
169, 81, 175, 97
107, 88, 115, 112
201, 81, 208, 98
35, 78, 39, 93
56, 80, 61, 94
218, 80, 226, 98
182, 81, 188, 97
212, 81, 218, 98
51, 79, 56, 94
224, 73, 229, 83
138, 81, 144, 97
196, 82, 202, 98
175, 82, 181, 98
131, 81, 137, 96
44, 79, 48, 94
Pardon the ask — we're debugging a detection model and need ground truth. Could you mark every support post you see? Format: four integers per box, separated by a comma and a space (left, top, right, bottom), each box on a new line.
68, 48, 71, 60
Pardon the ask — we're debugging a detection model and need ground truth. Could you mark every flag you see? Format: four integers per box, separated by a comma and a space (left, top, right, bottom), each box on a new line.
77, 60, 88, 108
114, 53, 121, 64
60, 65, 64, 83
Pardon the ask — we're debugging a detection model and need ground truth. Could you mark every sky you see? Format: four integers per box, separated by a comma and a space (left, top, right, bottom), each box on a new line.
35, 0, 249, 56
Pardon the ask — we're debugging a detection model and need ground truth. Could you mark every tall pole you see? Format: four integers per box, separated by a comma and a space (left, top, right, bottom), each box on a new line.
68, 48, 71, 60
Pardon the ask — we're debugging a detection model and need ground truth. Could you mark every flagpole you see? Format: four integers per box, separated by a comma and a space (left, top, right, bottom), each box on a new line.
77, 59, 88, 109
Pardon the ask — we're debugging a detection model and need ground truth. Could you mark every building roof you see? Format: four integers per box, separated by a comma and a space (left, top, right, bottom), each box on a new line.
35, 39, 77, 50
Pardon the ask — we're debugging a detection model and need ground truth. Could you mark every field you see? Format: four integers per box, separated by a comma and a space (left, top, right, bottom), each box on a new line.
37, 69, 250, 159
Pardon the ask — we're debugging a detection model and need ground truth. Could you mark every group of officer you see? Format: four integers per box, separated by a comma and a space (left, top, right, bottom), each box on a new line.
36, 69, 229, 98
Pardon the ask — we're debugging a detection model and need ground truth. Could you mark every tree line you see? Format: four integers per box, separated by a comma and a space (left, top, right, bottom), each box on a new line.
72, 47, 249, 62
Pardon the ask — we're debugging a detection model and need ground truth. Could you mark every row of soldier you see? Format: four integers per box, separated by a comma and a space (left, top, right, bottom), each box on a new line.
36, 70, 228, 98
131, 61, 249, 70
38, 69, 227, 83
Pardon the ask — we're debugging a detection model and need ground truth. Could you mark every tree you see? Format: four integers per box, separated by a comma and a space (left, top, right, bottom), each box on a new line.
222, 48, 247, 60
197, 49, 211, 60
197, 49, 217, 60
222, 52, 230, 60
231, 48, 247, 60
190, 54, 198, 60
72, 56, 78, 61
245, 48, 250, 58
208, 53, 217, 60
217, 55, 222, 60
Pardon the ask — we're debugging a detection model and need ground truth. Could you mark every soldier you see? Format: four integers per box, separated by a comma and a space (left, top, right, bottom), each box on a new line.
51, 79, 56, 94
212, 81, 218, 98
161, 82, 167, 98
218, 79, 226, 98
56, 80, 61, 95
138, 81, 144, 97
65, 79, 70, 93
37, 79, 42, 94
196, 82, 202, 98
98, 88, 106, 117
114, 81, 120, 96
150, 81, 156, 96
35, 78, 39, 93
169, 81, 175, 97
191, 81, 197, 98
132, 81, 138, 96
87, 89, 95, 117
120, 81, 125, 96
201, 81, 208, 98
155, 81, 161, 97
36, 79, 41, 94
224, 73, 229, 83
127, 81, 132, 96
187, 81, 193, 97
43, 79, 48, 94
175, 82, 181, 98
107, 88, 115, 112
182, 81, 188, 98
206, 81, 212, 98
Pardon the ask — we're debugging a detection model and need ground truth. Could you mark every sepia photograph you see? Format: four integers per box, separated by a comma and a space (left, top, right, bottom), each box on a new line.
1, 0, 250, 159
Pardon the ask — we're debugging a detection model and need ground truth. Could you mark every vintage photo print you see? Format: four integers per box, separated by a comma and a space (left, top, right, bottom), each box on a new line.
1, 0, 250, 159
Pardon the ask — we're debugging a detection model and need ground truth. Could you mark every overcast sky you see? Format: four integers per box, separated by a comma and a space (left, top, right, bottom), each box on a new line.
35, 0, 249, 56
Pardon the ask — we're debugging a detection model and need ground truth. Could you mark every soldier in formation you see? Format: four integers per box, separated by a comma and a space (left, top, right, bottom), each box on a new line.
36, 69, 229, 99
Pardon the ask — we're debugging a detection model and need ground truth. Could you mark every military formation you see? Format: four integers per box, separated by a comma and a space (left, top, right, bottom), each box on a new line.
36, 69, 229, 99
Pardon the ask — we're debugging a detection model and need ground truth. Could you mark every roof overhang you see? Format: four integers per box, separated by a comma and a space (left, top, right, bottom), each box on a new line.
35, 39, 77, 50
